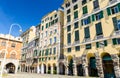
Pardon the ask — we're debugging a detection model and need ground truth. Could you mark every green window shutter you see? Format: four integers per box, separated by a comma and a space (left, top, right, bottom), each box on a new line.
95, 22, 103, 35
104, 40, 107, 46
112, 38, 117, 45
74, 11, 78, 19
107, 7, 111, 16
88, 16, 91, 23
83, 6, 88, 14
100, 11, 104, 18
118, 3, 120, 12
96, 42, 99, 48
42, 26, 44, 30
92, 14, 95, 22
67, 33, 71, 43
81, 19, 83, 26
112, 17, 118, 31
84, 27, 90, 38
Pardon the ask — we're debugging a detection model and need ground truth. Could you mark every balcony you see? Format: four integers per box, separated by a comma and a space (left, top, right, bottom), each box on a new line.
95, 35, 104, 40
113, 30, 120, 36
72, 40, 80, 46
109, 0, 118, 5
84, 38, 91, 43
93, 7, 100, 12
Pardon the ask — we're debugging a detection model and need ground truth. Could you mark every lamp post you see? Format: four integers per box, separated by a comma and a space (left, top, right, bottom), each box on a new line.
0, 23, 22, 78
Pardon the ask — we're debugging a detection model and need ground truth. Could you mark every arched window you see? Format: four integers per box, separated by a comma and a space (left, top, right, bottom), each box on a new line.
0, 50, 5, 58
10, 52, 16, 59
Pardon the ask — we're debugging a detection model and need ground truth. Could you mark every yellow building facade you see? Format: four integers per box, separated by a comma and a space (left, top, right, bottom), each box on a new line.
39, 10, 64, 74
62, 0, 120, 78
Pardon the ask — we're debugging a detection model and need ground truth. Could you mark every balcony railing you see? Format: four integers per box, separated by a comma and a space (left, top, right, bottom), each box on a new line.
84, 38, 91, 43
109, 0, 118, 5
93, 7, 100, 12
113, 30, 120, 36
73, 41, 80, 45
95, 35, 103, 40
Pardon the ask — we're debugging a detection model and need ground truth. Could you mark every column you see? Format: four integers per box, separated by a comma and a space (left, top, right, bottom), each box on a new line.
73, 60, 77, 76
111, 54, 120, 77
51, 66, 53, 74
94, 52, 104, 78
57, 63, 59, 74
65, 65, 68, 75
37, 65, 40, 73
41, 64, 44, 74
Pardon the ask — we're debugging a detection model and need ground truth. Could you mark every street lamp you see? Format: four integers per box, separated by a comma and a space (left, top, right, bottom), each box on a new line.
0, 23, 22, 78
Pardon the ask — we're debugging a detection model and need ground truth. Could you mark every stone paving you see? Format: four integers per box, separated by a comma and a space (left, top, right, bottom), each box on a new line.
3, 73, 98, 78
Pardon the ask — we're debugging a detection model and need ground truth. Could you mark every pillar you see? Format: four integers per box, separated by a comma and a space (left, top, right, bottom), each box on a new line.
111, 54, 120, 77
73, 60, 77, 76
94, 52, 104, 78
41, 64, 44, 74
57, 63, 59, 74
51, 66, 53, 74
37, 65, 40, 73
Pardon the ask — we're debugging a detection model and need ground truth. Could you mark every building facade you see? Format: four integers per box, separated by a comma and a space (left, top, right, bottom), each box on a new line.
20, 26, 36, 73
62, 0, 120, 78
39, 10, 64, 74
0, 34, 22, 73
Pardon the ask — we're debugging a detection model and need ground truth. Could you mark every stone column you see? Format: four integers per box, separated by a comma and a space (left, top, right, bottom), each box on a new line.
94, 52, 104, 78
37, 65, 40, 73
73, 57, 77, 76
65, 65, 68, 75
57, 63, 59, 74
51, 66, 53, 74
82, 55, 89, 76
111, 54, 120, 78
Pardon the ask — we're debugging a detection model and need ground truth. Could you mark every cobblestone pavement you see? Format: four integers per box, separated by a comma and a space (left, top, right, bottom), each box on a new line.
3, 73, 97, 78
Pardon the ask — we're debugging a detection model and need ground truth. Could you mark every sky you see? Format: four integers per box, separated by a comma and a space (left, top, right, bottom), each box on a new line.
0, 0, 63, 37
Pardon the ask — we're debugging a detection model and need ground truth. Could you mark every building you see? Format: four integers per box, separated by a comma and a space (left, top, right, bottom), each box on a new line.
20, 26, 36, 73
62, 0, 120, 78
0, 34, 22, 73
39, 9, 64, 74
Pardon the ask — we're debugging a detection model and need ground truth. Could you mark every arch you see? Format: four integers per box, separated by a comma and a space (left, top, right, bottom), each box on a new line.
47, 64, 51, 74
6, 63, 15, 73
67, 56, 73, 75
76, 63, 83, 76
102, 53, 116, 78
59, 62, 65, 75
53, 63, 57, 74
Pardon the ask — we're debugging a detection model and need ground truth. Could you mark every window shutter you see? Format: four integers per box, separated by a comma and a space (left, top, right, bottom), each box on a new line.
96, 22, 103, 35
96, 42, 99, 48
107, 7, 111, 16
118, 3, 120, 12
74, 11, 78, 19
75, 30, 79, 41
88, 16, 91, 23
112, 38, 117, 45
81, 19, 83, 26
84, 27, 90, 38
92, 14, 95, 22
100, 11, 104, 18
104, 40, 107, 46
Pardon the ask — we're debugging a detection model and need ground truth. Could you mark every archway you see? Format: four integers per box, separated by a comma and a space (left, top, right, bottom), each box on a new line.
47, 64, 51, 74
88, 57, 98, 77
68, 56, 73, 75
77, 64, 83, 76
102, 53, 115, 78
53, 63, 57, 74
59, 62, 65, 75
6, 63, 15, 73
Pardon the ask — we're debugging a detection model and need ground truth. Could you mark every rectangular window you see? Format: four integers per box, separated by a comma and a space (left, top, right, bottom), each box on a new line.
1, 41, 6, 46
82, 6, 88, 14
46, 23, 48, 28
75, 30, 79, 41
95, 11, 103, 21
112, 17, 120, 31
74, 22, 79, 29
82, 0, 87, 5
74, 4, 78, 10
74, 11, 78, 19
86, 44, 91, 49
67, 15, 71, 22
84, 27, 90, 38
95, 22, 103, 36
67, 33, 71, 44
67, 9, 71, 14
75, 46, 80, 51
112, 38, 120, 45
50, 38, 52, 44
72, 0, 77, 3
42, 26, 44, 30
68, 48, 71, 52
54, 37, 57, 43
67, 25, 71, 32
96, 40, 108, 48
93, 0, 99, 9
11, 43, 16, 48
53, 47, 56, 54
82, 16, 91, 25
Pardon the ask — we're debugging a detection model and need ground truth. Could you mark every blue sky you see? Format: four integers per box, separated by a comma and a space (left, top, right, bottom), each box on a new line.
0, 0, 63, 37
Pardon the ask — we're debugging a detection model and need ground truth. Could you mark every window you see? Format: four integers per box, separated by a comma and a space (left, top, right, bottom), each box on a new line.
74, 4, 78, 10
82, 0, 87, 5
55, 29, 57, 33
53, 47, 56, 54
11, 43, 16, 48
46, 23, 48, 28
96, 40, 107, 48
10, 52, 16, 59
75, 46, 80, 51
75, 30, 79, 41
112, 38, 120, 45
0, 51, 5, 58
50, 48, 52, 55
84, 27, 90, 38
1, 41, 6, 46
95, 22, 103, 36
95, 11, 103, 20
67, 15, 71, 22
86, 44, 91, 49
42, 26, 44, 30
54, 14, 57, 18
93, 0, 99, 9
74, 11, 78, 19
67, 9, 71, 14
74, 22, 79, 29
67, 33, 71, 44
67, 25, 71, 32
72, 0, 77, 3
81, 17, 91, 26
55, 18, 58, 23
112, 17, 120, 31
50, 38, 52, 44
46, 31, 48, 37
66, 2, 70, 8
54, 37, 57, 43
82, 6, 88, 14
67, 48, 71, 52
